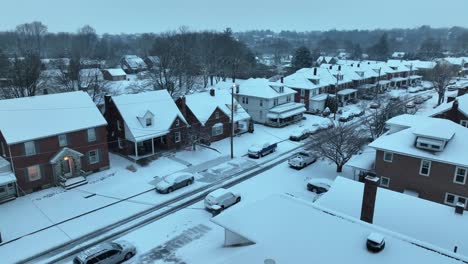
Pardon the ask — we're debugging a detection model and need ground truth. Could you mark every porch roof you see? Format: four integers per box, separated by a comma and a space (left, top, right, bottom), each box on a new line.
50, 147, 84, 164
267, 103, 306, 119
337, 88, 357, 96
0, 172, 16, 185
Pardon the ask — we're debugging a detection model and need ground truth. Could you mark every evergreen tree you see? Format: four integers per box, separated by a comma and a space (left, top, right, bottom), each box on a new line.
368, 33, 389, 59
292, 46, 312, 70
0, 49, 9, 78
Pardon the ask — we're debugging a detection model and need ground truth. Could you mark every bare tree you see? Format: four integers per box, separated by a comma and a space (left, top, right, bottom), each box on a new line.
3, 52, 41, 98
364, 100, 406, 140
427, 62, 458, 105
313, 123, 367, 172
15, 21, 48, 55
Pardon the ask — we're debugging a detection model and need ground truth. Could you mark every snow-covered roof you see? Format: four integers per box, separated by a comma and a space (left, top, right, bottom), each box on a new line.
283, 67, 336, 90
444, 57, 468, 66
236, 78, 296, 99
0, 157, 15, 185
337, 88, 357, 95
111, 90, 187, 142
346, 148, 376, 172
391, 52, 405, 58
0, 91, 107, 144
184, 89, 250, 126
122, 55, 147, 70
370, 116, 468, 167
104, 68, 126, 77
318, 176, 468, 258
426, 93, 468, 117
212, 194, 464, 264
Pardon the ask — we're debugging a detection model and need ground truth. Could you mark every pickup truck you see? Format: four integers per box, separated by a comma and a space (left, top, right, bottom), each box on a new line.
248, 142, 277, 158
288, 151, 317, 169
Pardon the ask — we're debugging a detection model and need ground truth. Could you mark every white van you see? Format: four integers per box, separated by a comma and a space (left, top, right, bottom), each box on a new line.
204, 188, 241, 214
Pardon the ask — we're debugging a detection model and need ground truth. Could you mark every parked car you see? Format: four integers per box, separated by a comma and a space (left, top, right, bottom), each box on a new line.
73, 241, 136, 264
408, 87, 421, 93
288, 151, 317, 169
339, 112, 353, 122
156, 172, 195, 194
423, 94, 432, 101
389, 95, 400, 101
204, 188, 241, 214
361, 94, 374, 100
447, 85, 458, 91
369, 102, 380, 109
406, 101, 415, 108
352, 108, 365, 117
248, 142, 277, 158
414, 96, 425, 104
318, 120, 334, 130
366, 233, 386, 253
289, 129, 310, 141
306, 178, 333, 194
309, 124, 321, 135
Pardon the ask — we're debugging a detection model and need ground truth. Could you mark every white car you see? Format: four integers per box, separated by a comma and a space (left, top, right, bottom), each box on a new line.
288, 151, 317, 169
307, 178, 334, 194
204, 188, 241, 214
406, 101, 415, 108
408, 87, 421, 93
156, 172, 195, 194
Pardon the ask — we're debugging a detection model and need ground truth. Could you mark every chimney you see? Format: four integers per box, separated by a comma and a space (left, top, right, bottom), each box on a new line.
452, 99, 459, 111
360, 175, 380, 224
104, 94, 112, 115
313, 67, 317, 76
338, 65, 342, 71
280, 76, 284, 83
177, 96, 187, 117
329, 65, 332, 70
455, 202, 465, 215
447, 96, 456, 103
210, 88, 215, 97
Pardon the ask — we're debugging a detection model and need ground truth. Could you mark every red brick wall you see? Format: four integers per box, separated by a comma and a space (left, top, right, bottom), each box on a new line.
104, 97, 132, 155
433, 107, 468, 126
292, 88, 310, 111
375, 150, 468, 205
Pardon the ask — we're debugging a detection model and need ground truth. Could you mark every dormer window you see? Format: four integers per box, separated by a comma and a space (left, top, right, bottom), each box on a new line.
416, 137, 444, 152
146, 118, 152, 127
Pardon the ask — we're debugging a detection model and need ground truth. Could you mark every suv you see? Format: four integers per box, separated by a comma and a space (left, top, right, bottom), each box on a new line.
156, 172, 195, 194
204, 188, 241, 214
73, 241, 136, 264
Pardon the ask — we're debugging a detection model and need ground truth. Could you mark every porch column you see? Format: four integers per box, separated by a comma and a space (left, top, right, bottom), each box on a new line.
135, 142, 138, 158
151, 138, 155, 155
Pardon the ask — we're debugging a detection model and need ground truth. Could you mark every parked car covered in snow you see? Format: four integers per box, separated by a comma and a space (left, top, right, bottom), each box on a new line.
408, 87, 421, 93
73, 241, 136, 264
204, 188, 241, 214
361, 94, 374, 100
289, 129, 310, 141
406, 101, 415, 109
288, 151, 317, 169
307, 178, 333, 194
414, 96, 425, 104
248, 142, 277, 158
156, 172, 195, 194
369, 102, 380, 109
338, 112, 353, 122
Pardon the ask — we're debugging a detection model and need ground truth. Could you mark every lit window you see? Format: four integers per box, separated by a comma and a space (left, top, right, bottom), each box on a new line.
58, 134, 68, 147
27, 165, 41, 181
212, 123, 223, 136
454, 167, 467, 185
380, 177, 390, 187
419, 160, 431, 176
88, 150, 99, 164
383, 151, 393, 162
87, 128, 96, 142
174, 132, 181, 143
24, 141, 36, 156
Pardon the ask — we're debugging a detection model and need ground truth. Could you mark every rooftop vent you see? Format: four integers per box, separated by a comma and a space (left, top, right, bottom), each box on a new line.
366, 233, 385, 253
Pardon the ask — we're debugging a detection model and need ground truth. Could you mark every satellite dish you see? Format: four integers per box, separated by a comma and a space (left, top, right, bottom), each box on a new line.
264, 259, 276, 264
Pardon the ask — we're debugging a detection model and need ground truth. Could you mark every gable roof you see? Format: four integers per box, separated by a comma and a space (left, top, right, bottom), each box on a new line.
426, 93, 468, 117
184, 90, 250, 126
0, 91, 107, 144
284, 67, 336, 90
318, 176, 468, 258
111, 90, 187, 142
236, 78, 296, 99
122, 55, 147, 70
369, 115, 468, 167
103, 68, 126, 77
212, 194, 465, 264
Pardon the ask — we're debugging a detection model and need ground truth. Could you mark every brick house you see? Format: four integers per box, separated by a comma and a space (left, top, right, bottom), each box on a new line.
104, 90, 188, 160
102, 68, 127, 81
175, 89, 251, 145
0, 91, 109, 194
369, 114, 468, 209
427, 93, 468, 128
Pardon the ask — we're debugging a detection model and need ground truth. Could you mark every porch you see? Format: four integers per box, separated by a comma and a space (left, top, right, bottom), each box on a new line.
50, 147, 87, 189
337, 88, 358, 104
0, 157, 17, 203
128, 135, 167, 161
390, 77, 408, 88
266, 102, 306, 127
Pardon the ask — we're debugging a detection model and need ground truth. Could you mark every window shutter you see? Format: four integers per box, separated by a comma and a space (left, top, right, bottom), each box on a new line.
97, 149, 102, 163
35, 141, 40, 154
24, 168, 29, 183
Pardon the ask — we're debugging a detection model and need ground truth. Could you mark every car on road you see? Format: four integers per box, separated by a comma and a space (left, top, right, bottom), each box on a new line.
204, 188, 241, 214
352, 108, 365, 117
73, 241, 136, 264
338, 112, 353, 122
307, 178, 333, 194
414, 96, 425, 104
406, 101, 415, 109
309, 124, 321, 135
288, 151, 317, 169
389, 94, 400, 101
408, 87, 421, 93
447, 85, 458, 91
248, 142, 277, 158
369, 102, 380, 109
156, 172, 195, 194
289, 129, 310, 141
361, 94, 374, 100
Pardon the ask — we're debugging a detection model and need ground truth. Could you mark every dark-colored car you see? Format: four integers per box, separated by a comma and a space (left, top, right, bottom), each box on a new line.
307, 178, 333, 194
156, 172, 195, 194
369, 102, 380, 109
361, 94, 374, 100
289, 129, 310, 141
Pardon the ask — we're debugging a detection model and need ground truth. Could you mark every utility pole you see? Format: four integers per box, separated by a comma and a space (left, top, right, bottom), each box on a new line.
407, 63, 413, 88
376, 67, 381, 99
334, 66, 341, 120
230, 83, 235, 159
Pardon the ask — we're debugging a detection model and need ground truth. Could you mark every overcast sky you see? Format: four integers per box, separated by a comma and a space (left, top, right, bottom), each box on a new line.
2, 0, 468, 34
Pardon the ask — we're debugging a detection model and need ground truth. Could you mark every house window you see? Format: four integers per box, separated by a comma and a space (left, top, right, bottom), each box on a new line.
419, 160, 431, 176
260, 100, 263, 107
445, 193, 468, 206
24, 141, 36, 156
215, 112, 220, 119
58, 134, 68, 147
212, 123, 223, 136
26, 165, 41, 181
174, 132, 181, 143
300, 89, 305, 96
380, 177, 390, 187
146, 118, 152, 127
175, 119, 180, 126
160, 136, 166, 144
87, 128, 96, 142
460, 120, 468, 127
117, 120, 122, 131
118, 138, 124, 149
287, 96, 291, 103
383, 152, 393, 162
279, 86, 284, 93
242, 97, 248, 104
1, 142, 5, 157
88, 150, 99, 164
454, 167, 467, 185
274, 98, 278, 106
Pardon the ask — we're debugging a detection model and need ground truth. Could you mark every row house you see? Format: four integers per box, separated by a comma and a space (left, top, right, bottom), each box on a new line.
104, 90, 188, 160
321, 64, 359, 104
427, 93, 468, 127
387, 60, 422, 86
175, 88, 252, 145
316, 56, 338, 65
369, 114, 468, 209
0, 91, 110, 194
234, 78, 306, 127
120, 55, 147, 74
443, 57, 468, 75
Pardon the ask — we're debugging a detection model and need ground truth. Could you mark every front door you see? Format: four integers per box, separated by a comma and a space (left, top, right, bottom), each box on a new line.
62, 157, 74, 178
